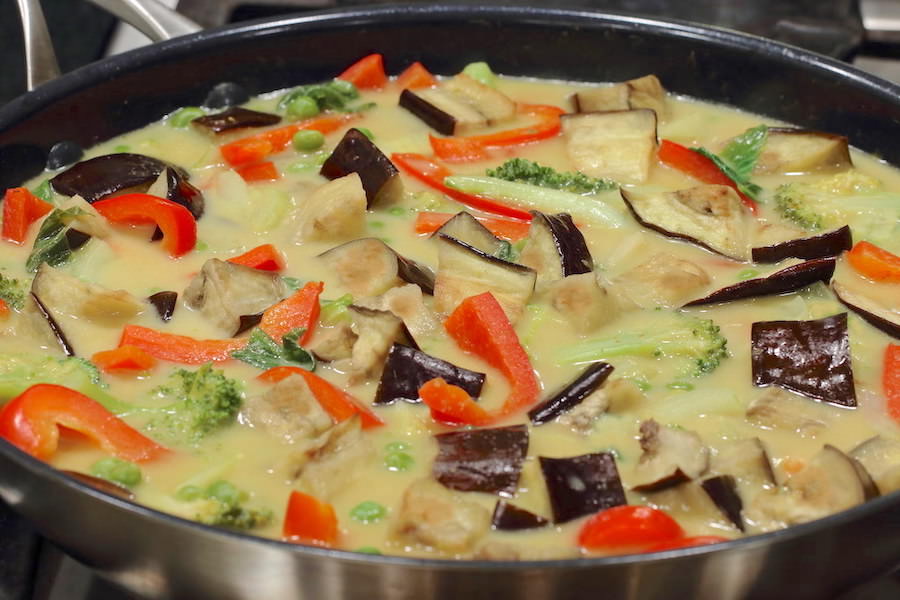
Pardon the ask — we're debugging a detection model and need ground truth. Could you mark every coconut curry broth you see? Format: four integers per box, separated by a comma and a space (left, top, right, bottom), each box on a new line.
1, 62, 899, 558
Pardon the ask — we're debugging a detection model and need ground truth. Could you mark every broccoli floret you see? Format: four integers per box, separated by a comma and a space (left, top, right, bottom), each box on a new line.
558, 313, 729, 377
773, 171, 900, 253
0, 272, 26, 311
175, 480, 272, 531
486, 158, 618, 194
145, 364, 242, 445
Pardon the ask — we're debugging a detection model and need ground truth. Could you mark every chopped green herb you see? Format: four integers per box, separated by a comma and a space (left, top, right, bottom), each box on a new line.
90, 457, 142, 488
737, 268, 760, 280
384, 451, 414, 472
350, 501, 387, 523
487, 157, 617, 194
32, 180, 55, 203
231, 328, 315, 371
0, 272, 26, 311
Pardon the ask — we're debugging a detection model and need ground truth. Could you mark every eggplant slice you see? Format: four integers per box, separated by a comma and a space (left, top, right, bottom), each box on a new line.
528, 362, 614, 425
751, 313, 856, 407
374, 344, 486, 405
50, 153, 190, 203
491, 500, 550, 531
561, 109, 658, 184
318, 238, 435, 297
751, 226, 852, 263
433, 425, 529, 496
147, 291, 178, 322
754, 127, 852, 174
191, 107, 281, 134
571, 74, 667, 118
320, 128, 404, 207
29, 292, 75, 357
832, 282, 900, 339
434, 211, 504, 255
700, 475, 745, 531
519, 211, 592, 288
631, 419, 710, 492
539, 452, 626, 523
683, 257, 836, 307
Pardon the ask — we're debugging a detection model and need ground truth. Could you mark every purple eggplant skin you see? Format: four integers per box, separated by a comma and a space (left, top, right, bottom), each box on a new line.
683, 257, 836, 307
701, 475, 744, 532
539, 452, 627, 524
396, 254, 436, 296
751, 313, 856, 407
165, 168, 204, 219
191, 107, 281, 134
528, 362, 614, 425
531, 211, 594, 276
320, 128, 401, 207
752, 226, 852, 263
50, 153, 189, 203
433, 425, 529, 496
491, 500, 550, 531
374, 344, 485, 405
64, 229, 92, 253
833, 284, 900, 340
233, 313, 264, 336
147, 291, 178, 323
30, 292, 75, 357
399, 89, 456, 135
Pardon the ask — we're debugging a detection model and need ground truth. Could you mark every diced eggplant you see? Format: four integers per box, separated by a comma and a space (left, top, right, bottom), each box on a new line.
320, 129, 403, 207
561, 109, 657, 184
64, 229, 91, 251
547, 272, 619, 332
433, 211, 503, 255
491, 500, 550, 531
751, 313, 856, 407
50, 153, 190, 203
183, 259, 286, 335
165, 167, 204, 219
433, 234, 536, 323
787, 445, 878, 513
433, 425, 529, 496
353, 284, 439, 344
347, 305, 417, 383
519, 211, 592, 288
613, 253, 711, 309
559, 378, 646, 435
832, 282, 900, 339
307, 320, 356, 362
442, 74, 517, 123
539, 452, 627, 523
63, 471, 135, 501
754, 127, 852, 174
242, 373, 334, 446
683, 257, 836, 307
295, 173, 367, 244
571, 74, 667, 118
746, 388, 830, 438
850, 436, 900, 494
32, 263, 144, 325
191, 107, 281, 134
528, 362, 615, 425
318, 238, 435, 297
147, 291, 178, 322
751, 226, 852, 263
29, 292, 75, 356
711, 438, 776, 487
234, 313, 263, 336
399, 89, 460, 136
621, 185, 752, 261
632, 419, 710, 492
374, 343, 486, 405
701, 475, 745, 531
296, 416, 373, 500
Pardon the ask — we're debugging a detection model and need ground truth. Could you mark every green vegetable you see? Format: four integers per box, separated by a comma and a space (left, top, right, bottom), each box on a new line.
356, 127, 375, 140
175, 485, 203, 502
368, 220, 385, 230
292, 129, 325, 151
32, 180, 55, 204
384, 441, 410, 452
26, 207, 89, 273
195, 240, 209, 252
90, 457, 142, 488
461, 62, 498, 88
384, 451, 414, 472
0, 272, 26, 310
695, 148, 763, 200
206, 480, 242, 505
388, 206, 408, 217
487, 158, 617, 194
174, 480, 272, 530
145, 364, 243, 445
350, 500, 387, 523
355, 546, 382, 555
493, 240, 518, 262
737, 268, 760, 280
628, 377, 652, 392
169, 107, 205, 128
278, 79, 362, 114
444, 175, 625, 228
231, 328, 316, 371
285, 153, 329, 173
286, 95, 321, 120
693, 124, 767, 201
320, 294, 354, 325
282, 276, 304, 291
666, 381, 695, 391
558, 313, 729, 377
113, 145, 131, 153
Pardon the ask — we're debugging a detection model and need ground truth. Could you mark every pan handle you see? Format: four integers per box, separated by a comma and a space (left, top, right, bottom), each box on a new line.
85, 0, 202, 42
15, 0, 61, 91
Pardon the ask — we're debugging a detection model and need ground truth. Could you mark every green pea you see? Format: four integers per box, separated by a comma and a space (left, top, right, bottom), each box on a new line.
737, 268, 760, 280
175, 484, 203, 502
292, 129, 325, 152
666, 381, 695, 391
384, 441, 410, 452
388, 206, 407, 217
356, 127, 375, 140
384, 451, 414, 472
169, 106, 205, 128
287, 95, 320, 120
90, 457, 142, 488
355, 546, 382, 555
195, 240, 209, 251
206, 480, 242, 505
350, 501, 387, 523
113, 145, 131, 153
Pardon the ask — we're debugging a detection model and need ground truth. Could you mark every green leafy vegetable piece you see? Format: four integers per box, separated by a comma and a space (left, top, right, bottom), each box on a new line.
25, 207, 88, 273
320, 294, 354, 325
231, 328, 315, 371
694, 148, 762, 200
31, 180, 55, 204
487, 158, 617, 194
493, 240, 518, 262
720, 124, 768, 180
278, 79, 363, 114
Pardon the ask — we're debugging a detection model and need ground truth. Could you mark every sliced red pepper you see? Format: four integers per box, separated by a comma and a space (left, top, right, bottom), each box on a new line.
578, 505, 684, 551
259, 281, 323, 343
643, 535, 730, 553
658, 139, 758, 214
391, 153, 532, 221
885, 344, 900, 424
283, 490, 339, 546
118, 325, 244, 365
220, 114, 356, 167
92, 345, 157, 373
337, 53, 387, 90
429, 104, 564, 163
235, 161, 279, 182
847, 241, 900, 283
0, 298, 9, 320
418, 377, 492, 426
396, 61, 437, 90
0, 383, 168, 462
443, 292, 540, 421
227, 243, 286, 272
414, 211, 530, 241
258, 366, 384, 430
2, 187, 53, 245
92, 193, 196, 257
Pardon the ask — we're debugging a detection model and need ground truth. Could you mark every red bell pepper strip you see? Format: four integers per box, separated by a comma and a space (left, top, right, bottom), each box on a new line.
0, 299, 9, 320
92, 345, 158, 373
235, 161, 279, 182
227, 243, 286, 272
396, 61, 437, 90
885, 344, 900, 423
847, 241, 900, 283
658, 139, 758, 214
643, 535, 730, 553
0, 383, 168, 462
337, 53, 387, 90
577, 505, 684, 551
414, 211, 531, 241
258, 366, 384, 430
92, 193, 196, 258
283, 490, 339, 546
259, 281, 323, 343
2, 187, 53, 244
429, 104, 565, 163
118, 325, 245, 365
220, 114, 356, 167
443, 292, 540, 421
418, 377, 492, 426
391, 153, 532, 221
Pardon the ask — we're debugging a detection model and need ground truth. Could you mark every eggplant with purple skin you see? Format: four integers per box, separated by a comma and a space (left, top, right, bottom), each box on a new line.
520, 211, 593, 288
539, 452, 626, 523
147, 291, 178, 322
374, 343, 485, 405
165, 168, 204, 219
528, 362, 614, 425
320, 129, 404, 207
683, 257, 836, 307
434, 211, 504, 255
191, 107, 281, 134
399, 89, 459, 136
51, 153, 188, 203
433, 425, 529, 496
751, 226, 852, 263
754, 127, 852, 174
318, 238, 435, 297
29, 292, 75, 357
832, 282, 900, 339
751, 313, 857, 407
631, 420, 710, 492
701, 475, 744, 531
491, 500, 549, 531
